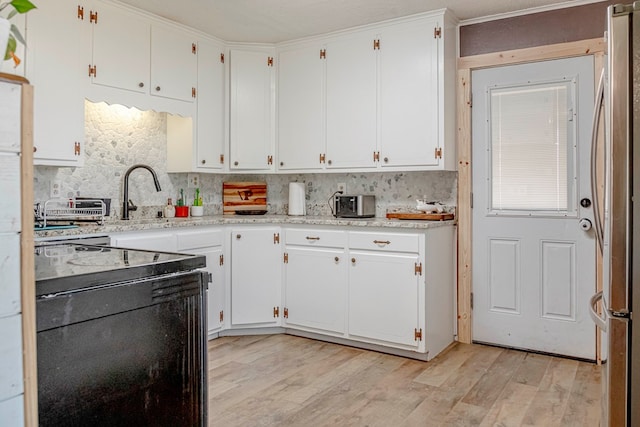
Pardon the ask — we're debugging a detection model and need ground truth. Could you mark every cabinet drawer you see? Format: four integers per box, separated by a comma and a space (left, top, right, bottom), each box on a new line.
285, 229, 346, 248
349, 231, 420, 253
177, 229, 223, 250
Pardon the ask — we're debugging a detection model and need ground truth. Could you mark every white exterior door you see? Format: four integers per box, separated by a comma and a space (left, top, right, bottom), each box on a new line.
471, 56, 596, 360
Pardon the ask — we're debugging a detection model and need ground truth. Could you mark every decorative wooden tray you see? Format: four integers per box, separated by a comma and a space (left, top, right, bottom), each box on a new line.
385, 211, 455, 221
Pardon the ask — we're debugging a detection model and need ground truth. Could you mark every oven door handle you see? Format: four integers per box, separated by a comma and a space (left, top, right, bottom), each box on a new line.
589, 291, 607, 332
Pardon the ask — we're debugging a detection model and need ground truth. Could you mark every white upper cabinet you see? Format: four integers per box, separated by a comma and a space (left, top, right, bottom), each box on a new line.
89, 1, 150, 94
166, 38, 225, 172
150, 24, 197, 103
195, 40, 226, 171
275, 10, 458, 173
277, 43, 325, 171
325, 31, 377, 170
25, 0, 85, 166
378, 17, 439, 168
229, 48, 275, 171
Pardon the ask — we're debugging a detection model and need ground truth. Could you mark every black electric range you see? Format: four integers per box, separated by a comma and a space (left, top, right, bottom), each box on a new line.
35, 242, 209, 426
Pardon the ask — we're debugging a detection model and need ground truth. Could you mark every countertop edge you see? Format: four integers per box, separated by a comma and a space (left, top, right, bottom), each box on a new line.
35, 215, 457, 239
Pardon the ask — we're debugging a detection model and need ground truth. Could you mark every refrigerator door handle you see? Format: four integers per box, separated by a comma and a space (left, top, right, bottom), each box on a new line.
590, 68, 605, 253
589, 290, 607, 331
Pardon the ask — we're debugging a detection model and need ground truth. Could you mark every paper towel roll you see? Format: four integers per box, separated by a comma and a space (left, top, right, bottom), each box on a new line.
288, 182, 306, 216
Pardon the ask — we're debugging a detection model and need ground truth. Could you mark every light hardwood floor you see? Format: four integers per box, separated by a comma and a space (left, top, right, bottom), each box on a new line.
208, 335, 602, 426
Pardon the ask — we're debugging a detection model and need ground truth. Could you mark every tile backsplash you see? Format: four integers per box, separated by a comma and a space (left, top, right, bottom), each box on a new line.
34, 101, 457, 219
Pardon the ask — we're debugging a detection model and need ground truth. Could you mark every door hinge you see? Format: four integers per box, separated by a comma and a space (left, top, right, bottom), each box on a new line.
192, 87, 197, 98
470, 192, 473, 209
470, 292, 474, 310
273, 306, 280, 318
283, 252, 288, 263
77, 5, 84, 20
435, 147, 443, 159
192, 43, 197, 54
207, 272, 213, 283
219, 310, 224, 323
414, 328, 423, 341
319, 153, 326, 164
88, 65, 97, 77
320, 49, 326, 59
219, 254, 224, 266
373, 39, 380, 50
220, 53, 225, 63
274, 232, 280, 244
434, 27, 441, 38
267, 56, 274, 67
219, 154, 225, 164
284, 307, 289, 319
89, 10, 98, 24
74, 142, 81, 156
267, 155, 273, 165
373, 151, 380, 162
414, 262, 422, 276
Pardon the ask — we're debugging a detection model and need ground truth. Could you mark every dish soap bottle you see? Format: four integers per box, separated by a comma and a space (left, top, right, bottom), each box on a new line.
164, 198, 176, 218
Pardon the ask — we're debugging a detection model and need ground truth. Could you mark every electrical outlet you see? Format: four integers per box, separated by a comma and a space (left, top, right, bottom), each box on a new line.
187, 173, 200, 189
50, 181, 61, 198
337, 182, 346, 193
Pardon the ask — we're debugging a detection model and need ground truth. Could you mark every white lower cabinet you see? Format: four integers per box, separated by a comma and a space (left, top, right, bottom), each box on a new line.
348, 251, 421, 348
283, 229, 347, 334
108, 223, 454, 359
176, 229, 225, 335
230, 227, 282, 327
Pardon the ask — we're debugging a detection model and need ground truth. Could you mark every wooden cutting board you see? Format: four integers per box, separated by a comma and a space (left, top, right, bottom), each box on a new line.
386, 211, 454, 221
223, 182, 267, 214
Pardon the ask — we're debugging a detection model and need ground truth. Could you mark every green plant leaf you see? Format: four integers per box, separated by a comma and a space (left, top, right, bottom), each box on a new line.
4, 34, 16, 60
6, 8, 18, 19
10, 0, 36, 14
10, 23, 24, 45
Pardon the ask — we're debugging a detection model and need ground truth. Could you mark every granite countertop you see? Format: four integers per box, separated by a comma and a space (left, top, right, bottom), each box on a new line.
34, 214, 457, 239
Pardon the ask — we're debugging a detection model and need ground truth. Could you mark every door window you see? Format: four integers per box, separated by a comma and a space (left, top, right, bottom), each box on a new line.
487, 80, 576, 215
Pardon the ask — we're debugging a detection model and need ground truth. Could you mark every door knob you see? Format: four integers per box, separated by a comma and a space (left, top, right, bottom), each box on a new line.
579, 218, 592, 231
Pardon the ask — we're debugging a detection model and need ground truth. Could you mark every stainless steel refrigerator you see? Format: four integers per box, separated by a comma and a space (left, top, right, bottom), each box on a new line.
589, 3, 639, 426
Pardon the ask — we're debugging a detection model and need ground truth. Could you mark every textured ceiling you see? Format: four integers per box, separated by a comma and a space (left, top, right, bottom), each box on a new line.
116, 0, 601, 43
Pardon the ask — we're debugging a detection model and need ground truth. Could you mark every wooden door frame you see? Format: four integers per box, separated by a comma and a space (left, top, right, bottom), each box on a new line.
456, 37, 605, 345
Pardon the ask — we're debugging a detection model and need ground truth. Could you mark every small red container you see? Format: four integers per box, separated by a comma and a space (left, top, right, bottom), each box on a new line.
175, 206, 189, 217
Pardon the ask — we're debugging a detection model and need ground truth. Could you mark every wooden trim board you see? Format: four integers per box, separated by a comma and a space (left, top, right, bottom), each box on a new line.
20, 83, 38, 426
456, 37, 605, 345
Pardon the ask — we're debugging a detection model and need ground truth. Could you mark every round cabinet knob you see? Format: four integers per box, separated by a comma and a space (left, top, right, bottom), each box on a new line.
384, 157, 389, 163
328, 160, 332, 165
334, 256, 340, 262
201, 159, 206, 165
33, 146, 37, 153
138, 82, 144, 88
236, 234, 241, 239
234, 161, 239, 166
351, 257, 356, 264
280, 161, 284, 166
155, 86, 161, 91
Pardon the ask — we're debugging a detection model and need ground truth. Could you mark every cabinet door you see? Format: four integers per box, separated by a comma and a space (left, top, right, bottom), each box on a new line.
150, 24, 197, 103
230, 228, 281, 326
229, 49, 274, 171
284, 247, 346, 334
378, 18, 439, 168
348, 251, 420, 347
90, 1, 150, 93
184, 246, 225, 334
26, 0, 85, 166
195, 40, 225, 171
277, 44, 324, 171
325, 32, 377, 169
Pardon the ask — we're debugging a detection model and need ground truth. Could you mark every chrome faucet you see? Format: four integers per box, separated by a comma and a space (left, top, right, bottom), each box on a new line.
122, 164, 162, 220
